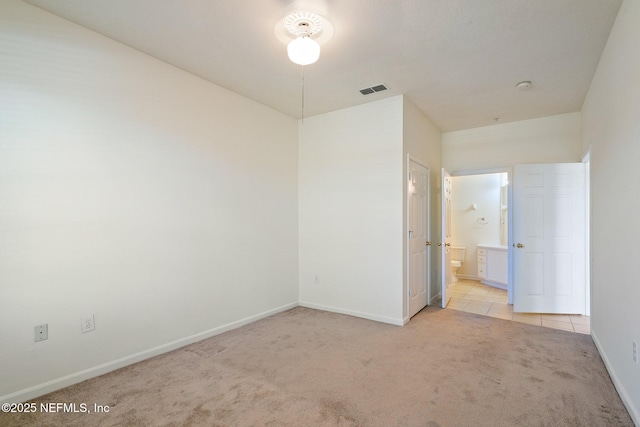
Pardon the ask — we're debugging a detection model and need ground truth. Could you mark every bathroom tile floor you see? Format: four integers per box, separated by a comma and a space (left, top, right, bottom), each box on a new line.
446, 279, 590, 334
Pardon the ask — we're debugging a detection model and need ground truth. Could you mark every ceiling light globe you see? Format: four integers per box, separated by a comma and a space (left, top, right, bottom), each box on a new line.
287, 36, 320, 66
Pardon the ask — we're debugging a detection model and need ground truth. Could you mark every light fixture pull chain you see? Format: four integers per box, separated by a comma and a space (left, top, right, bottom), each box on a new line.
301, 65, 305, 124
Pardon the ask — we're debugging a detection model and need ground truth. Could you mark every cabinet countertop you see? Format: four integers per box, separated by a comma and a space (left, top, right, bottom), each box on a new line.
477, 244, 508, 251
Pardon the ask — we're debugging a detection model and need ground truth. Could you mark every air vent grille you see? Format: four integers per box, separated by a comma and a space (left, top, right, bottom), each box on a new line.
359, 84, 388, 95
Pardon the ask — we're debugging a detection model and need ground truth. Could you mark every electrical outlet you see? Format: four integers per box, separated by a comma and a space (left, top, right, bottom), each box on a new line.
34, 324, 48, 342
81, 315, 95, 333
633, 341, 638, 364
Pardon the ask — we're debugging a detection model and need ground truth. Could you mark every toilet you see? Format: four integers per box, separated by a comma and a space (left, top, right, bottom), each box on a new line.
450, 246, 466, 282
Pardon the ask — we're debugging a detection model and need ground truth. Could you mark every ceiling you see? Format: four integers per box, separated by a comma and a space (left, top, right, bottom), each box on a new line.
25, 0, 622, 132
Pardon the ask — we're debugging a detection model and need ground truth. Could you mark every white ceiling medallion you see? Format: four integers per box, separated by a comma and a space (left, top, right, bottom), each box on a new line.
283, 11, 327, 66
284, 10, 325, 36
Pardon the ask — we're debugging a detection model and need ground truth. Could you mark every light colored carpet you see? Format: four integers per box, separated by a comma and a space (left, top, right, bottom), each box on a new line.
2, 306, 633, 426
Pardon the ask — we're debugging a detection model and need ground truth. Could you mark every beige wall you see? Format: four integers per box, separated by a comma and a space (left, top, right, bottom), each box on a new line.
442, 112, 582, 172
0, 2, 298, 402
298, 96, 405, 324
582, 0, 640, 422
403, 98, 443, 308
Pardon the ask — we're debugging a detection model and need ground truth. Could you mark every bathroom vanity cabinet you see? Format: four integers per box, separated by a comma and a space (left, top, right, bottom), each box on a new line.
477, 245, 508, 290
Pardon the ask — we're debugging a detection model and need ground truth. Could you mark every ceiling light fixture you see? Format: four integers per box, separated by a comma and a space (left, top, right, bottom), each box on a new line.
284, 11, 325, 65
280, 10, 330, 122
287, 35, 320, 65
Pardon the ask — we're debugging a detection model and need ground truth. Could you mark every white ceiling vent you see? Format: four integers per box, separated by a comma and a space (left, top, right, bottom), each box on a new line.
359, 84, 388, 95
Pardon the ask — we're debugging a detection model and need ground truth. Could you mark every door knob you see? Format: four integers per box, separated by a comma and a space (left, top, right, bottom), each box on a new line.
425, 241, 432, 246
445, 243, 451, 247
516, 243, 524, 248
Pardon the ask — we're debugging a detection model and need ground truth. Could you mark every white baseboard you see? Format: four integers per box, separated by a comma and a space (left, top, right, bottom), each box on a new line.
591, 331, 639, 426
456, 274, 480, 281
1, 302, 298, 404
430, 291, 442, 305
480, 279, 508, 290
456, 274, 508, 291
298, 301, 404, 326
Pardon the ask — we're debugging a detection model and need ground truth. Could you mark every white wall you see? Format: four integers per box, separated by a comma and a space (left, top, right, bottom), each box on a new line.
442, 112, 582, 172
451, 174, 504, 278
581, 0, 640, 422
403, 98, 442, 307
298, 96, 405, 325
0, 2, 298, 402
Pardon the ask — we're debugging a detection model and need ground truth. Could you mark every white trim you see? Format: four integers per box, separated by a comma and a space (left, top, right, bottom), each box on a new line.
299, 301, 404, 326
449, 167, 510, 177
507, 169, 514, 305
456, 274, 481, 281
591, 331, 639, 426
480, 280, 507, 290
0, 302, 298, 404
582, 150, 591, 317
455, 274, 508, 291
430, 292, 442, 305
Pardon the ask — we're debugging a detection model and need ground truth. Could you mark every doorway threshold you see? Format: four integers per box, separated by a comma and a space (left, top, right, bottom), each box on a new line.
443, 280, 590, 334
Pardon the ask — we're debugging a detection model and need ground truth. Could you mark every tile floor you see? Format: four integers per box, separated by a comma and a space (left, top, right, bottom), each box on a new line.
446, 279, 590, 334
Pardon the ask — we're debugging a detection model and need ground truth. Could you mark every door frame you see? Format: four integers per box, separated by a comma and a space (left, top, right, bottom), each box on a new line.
582, 150, 591, 317
441, 168, 452, 308
450, 167, 514, 304
406, 154, 431, 320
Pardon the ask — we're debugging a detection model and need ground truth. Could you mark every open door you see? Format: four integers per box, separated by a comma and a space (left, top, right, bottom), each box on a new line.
441, 168, 452, 308
513, 163, 586, 313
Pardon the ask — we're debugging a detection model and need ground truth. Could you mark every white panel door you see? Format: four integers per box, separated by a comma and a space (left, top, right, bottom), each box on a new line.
513, 163, 586, 314
441, 169, 452, 308
409, 161, 430, 317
